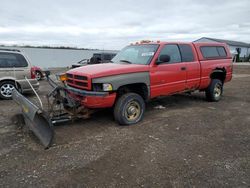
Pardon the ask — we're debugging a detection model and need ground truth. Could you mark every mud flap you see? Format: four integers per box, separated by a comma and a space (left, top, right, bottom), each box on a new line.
12, 89, 54, 148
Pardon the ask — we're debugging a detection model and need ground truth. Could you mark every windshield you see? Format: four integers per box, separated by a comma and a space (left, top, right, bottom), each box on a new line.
112, 44, 159, 65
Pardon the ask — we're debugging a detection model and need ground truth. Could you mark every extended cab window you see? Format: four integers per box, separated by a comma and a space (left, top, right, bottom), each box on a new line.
159, 44, 181, 63
0, 52, 28, 68
179, 44, 194, 62
200, 46, 227, 58
217, 47, 227, 57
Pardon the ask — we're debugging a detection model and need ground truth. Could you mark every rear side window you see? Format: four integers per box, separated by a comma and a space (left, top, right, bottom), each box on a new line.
179, 44, 194, 62
200, 46, 227, 58
0, 52, 28, 68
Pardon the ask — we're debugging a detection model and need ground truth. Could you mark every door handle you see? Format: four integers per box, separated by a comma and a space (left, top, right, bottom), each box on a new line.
181, 67, 186, 71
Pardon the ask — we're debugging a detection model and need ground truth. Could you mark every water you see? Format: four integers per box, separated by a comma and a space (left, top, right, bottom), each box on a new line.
0, 47, 118, 68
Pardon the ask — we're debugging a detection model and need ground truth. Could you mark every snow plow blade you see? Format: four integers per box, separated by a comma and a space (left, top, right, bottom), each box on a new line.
12, 89, 54, 149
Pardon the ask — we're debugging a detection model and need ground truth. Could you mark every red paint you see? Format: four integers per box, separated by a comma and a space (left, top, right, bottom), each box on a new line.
30, 66, 40, 79
66, 41, 232, 108
31, 66, 44, 79
82, 93, 117, 108
67, 63, 150, 79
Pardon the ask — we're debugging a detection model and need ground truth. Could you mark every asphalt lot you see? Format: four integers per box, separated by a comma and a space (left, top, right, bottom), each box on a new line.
0, 65, 250, 187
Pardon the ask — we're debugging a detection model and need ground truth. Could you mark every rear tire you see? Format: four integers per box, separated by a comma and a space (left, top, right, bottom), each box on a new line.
114, 93, 145, 125
205, 79, 223, 102
35, 71, 43, 81
0, 81, 16, 100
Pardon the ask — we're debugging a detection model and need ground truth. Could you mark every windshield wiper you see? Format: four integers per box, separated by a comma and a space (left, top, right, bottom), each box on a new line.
120, 60, 133, 64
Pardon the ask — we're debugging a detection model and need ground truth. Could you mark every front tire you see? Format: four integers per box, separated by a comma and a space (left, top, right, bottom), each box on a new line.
114, 93, 145, 125
205, 79, 223, 102
0, 81, 16, 100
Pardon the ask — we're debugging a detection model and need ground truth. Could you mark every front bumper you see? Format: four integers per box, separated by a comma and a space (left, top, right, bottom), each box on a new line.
17, 79, 40, 93
66, 85, 109, 97
66, 85, 117, 108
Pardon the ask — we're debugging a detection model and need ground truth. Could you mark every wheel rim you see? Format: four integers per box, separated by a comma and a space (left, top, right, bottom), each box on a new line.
214, 83, 222, 98
0, 83, 15, 98
36, 72, 41, 80
125, 100, 141, 121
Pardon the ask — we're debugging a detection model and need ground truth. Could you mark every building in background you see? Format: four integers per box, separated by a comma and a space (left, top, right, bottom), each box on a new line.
194, 37, 250, 62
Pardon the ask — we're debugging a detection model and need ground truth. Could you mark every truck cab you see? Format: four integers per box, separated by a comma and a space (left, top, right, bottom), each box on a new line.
64, 41, 232, 125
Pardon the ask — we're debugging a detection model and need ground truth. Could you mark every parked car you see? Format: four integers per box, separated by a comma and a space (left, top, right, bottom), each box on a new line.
0, 49, 39, 99
90, 52, 117, 64
71, 59, 89, 68
63, 41, 233, 125
32, 66, 45, 81
71, 52, 117, 68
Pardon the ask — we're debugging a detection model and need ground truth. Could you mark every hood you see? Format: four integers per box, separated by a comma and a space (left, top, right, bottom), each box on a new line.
67, 63, 150, 78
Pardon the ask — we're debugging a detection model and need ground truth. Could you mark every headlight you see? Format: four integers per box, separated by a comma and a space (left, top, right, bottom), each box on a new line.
103, 83, 113, 91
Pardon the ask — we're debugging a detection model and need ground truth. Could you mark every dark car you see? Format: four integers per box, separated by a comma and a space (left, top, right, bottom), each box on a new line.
89, 52, 117, 64
71, 52, 117, 68
71, 59, 89, 68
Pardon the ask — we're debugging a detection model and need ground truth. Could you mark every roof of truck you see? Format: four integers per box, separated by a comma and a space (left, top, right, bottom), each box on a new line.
130, 40, 227, 46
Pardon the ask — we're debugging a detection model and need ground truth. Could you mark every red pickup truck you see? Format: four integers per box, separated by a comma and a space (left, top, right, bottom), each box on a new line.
64, 41, 232, 125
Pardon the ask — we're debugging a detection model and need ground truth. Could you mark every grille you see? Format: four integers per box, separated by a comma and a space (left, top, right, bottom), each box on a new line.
67, 73, 73, 78
75, 75, 87, 80
66, 73, 89, 90
75, 81, 88, 87
67, 79, 73, 84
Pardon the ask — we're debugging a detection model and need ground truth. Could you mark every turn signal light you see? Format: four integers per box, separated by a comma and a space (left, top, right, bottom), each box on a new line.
59, 73, 68, 82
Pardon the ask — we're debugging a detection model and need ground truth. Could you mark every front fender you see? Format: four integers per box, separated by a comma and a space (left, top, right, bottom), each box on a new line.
0, 76, 17, 82
92, 72, 150, 90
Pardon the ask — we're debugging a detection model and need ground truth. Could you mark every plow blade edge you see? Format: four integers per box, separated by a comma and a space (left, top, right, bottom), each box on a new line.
12, 89, 54, 148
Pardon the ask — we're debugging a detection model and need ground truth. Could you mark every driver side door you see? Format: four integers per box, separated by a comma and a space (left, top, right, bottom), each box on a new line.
150, 44, 187, 98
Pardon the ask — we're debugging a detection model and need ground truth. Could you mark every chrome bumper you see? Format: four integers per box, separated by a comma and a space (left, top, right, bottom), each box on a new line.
17, 79, 40, 93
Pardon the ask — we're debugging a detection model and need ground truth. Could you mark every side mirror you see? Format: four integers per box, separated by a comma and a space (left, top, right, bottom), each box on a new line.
156, 55, 171, 65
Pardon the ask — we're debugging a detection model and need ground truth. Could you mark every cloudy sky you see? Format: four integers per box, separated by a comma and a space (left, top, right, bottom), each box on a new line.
0, 0, 249, 50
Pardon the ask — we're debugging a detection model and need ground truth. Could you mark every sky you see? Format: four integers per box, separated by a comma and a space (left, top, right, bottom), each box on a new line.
0, 0, 249, 50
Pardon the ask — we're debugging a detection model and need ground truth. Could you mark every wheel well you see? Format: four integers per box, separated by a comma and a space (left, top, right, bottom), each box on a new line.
0, 79, 21, 89
116, 83, 149, 101
210, 68, 226, 83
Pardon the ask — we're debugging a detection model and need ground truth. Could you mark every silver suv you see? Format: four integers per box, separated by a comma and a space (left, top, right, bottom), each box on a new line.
0, 49, 39, 99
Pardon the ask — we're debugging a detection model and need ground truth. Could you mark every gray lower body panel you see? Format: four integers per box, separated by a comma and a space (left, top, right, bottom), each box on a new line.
17, 79, 40, 93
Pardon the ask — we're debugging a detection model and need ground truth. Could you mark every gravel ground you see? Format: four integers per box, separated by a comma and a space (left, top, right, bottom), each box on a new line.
0, 65, 249, 188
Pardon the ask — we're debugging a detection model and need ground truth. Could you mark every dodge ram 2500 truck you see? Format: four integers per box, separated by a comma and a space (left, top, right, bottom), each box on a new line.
63, 41, 233, 125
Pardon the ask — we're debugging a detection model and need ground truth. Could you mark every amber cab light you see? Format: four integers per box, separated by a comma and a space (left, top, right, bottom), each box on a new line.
59, 73, 68, 82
